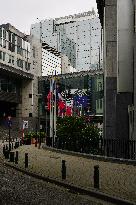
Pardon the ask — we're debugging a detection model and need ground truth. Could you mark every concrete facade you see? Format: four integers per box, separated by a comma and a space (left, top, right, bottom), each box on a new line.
0, 24, 42, 132
97, 0, 134, 139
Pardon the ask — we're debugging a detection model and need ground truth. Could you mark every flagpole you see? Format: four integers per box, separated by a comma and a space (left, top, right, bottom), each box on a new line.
65, 76, 67, 116
54, 69, 57, 146
50, 77, 52, 140
50, 75, 53, 145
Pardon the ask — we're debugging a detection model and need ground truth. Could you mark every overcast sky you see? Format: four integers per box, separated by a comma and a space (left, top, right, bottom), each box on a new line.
0, 0, 97, 34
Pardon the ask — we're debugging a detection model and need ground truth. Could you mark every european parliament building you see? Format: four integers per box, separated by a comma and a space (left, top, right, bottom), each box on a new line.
31, 9, 102, 74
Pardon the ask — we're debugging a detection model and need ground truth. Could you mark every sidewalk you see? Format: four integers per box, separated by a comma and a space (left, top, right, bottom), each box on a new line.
1, 142, 136, 204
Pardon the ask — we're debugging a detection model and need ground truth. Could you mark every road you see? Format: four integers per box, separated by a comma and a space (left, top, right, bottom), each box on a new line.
0, 160, 114, 205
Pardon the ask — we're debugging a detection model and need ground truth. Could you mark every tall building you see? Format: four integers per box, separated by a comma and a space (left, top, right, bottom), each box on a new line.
0, 23, 42, 132
31, 10, 102, 73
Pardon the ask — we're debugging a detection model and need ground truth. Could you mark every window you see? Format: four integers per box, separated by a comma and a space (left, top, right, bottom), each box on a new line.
33, 46, 35, 58
3, 40, 6, 48
17, 46, 23, 55
29, 113, 32, 117
100, 99, 103, 109
17, 36, 23, 55
0, 51, 2, 60
98, 82, 102, 91
9, 42, 15, 52
0, 28, 2, 38
28, 63, 30, 70
3, 29, 6, 39
17, 59, 23, 68
12, 56, 14, 65
25, 61, 30, 70
8, 31, 12, 42
12, 34, 15, 44
0, 38, 2, 47
3, 52, 5, 61
97, 100, 99, 109
1, 79, 8, 92
29, 94, 32, 98
8, 54, 11, 63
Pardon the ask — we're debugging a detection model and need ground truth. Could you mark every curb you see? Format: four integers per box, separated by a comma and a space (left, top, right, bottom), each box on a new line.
4, 161, 135, 205
42, 145, 136, 166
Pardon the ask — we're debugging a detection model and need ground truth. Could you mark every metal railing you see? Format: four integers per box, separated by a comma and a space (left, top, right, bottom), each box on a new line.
54, 137, 136, 160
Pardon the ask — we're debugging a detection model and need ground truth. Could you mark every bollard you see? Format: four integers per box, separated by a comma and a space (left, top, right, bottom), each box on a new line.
13, 138, 14, 142
12, 143, 13, 150
35, 139, 37, 147
25, 153, 28, 168
15, 151, 18, 164
3, 145, 5, 155
20, 140, 22, 146
5, 150, 9, 159
9, 143, 11, 152
6, 144, 8, 150
94, 165, 99, 189
10, 152, 14, 162
6, 137, 7, 142
62, 160, 66, 179
14, 141, 19, 149
16, 137, 17, 141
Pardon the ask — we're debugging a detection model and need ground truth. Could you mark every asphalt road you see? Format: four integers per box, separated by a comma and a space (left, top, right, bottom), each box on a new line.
0, 159, 114, 205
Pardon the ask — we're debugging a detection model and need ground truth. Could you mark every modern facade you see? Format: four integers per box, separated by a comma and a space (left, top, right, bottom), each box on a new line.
0, 23, 42, 133
42, 43, 61, 76
96, 0, 135, 140
31, 10, 102, 73
38, 70, 104, 135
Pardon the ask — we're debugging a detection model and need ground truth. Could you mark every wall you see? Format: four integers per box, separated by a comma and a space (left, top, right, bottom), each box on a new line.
104, 0, 133, 139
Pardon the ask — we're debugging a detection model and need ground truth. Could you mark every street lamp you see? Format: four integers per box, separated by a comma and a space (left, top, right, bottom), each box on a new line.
36, 94, 42, 148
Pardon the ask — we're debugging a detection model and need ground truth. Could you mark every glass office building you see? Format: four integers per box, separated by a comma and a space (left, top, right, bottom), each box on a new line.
31, 10, 102, 73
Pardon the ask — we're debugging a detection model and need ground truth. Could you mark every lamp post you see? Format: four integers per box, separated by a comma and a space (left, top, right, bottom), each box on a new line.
36, 94, 42, 149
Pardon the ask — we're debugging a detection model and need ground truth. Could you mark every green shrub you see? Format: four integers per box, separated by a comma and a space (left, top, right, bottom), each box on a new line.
56, 116, 100, 154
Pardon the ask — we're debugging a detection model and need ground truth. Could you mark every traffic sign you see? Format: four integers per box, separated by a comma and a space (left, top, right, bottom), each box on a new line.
7, 116, 12, 128
23, 121, 28, 129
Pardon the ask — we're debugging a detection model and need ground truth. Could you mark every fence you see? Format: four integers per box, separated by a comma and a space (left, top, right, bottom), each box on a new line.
98, 139, 136, 160
55, 138, 136, 160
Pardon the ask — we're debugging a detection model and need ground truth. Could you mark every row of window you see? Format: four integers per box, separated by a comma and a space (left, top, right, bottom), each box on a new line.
17, 59, 31, 70
0, 28, 30, 59
96, 99, 103, 110
0, 28, 30, 49
0, 50, 30, 70
0, 39, 30, 57
0, 79, 16, 93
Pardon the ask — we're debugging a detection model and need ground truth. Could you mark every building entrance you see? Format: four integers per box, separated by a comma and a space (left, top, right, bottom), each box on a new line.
0, 101, 17, 118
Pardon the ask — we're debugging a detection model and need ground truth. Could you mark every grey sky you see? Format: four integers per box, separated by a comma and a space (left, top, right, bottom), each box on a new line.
0, 0, 97, 34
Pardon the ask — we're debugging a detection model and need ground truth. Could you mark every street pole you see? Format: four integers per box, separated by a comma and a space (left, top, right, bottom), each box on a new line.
7, 117, 12, 151
50, 75, 54, 147
9, 124, 11, 151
